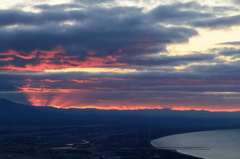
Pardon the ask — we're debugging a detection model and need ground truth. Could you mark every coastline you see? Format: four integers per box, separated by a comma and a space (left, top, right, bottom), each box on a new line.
151, 140, 204, 159
153, 149, 204, 159
175, 150, 204, 159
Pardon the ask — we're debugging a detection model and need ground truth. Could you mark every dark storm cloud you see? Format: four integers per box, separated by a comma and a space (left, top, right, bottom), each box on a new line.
0, 4, 201, 70
1, 1, 240, 110
0, 22, 197, 68
190, 14, 240, 29
0, 1, 211, 54
0, 3, 211, 27
1, 1, 235, 29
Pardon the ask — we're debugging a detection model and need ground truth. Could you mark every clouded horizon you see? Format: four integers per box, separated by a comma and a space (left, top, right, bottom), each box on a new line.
1, 0, 240, 111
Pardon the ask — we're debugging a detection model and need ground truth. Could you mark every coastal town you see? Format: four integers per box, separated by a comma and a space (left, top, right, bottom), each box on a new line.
0, 125, 201, 159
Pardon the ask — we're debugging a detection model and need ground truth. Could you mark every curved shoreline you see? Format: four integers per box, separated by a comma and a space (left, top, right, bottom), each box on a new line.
150, 129, 240, 159
151, 140, 204, 159
176, 150, 204, 159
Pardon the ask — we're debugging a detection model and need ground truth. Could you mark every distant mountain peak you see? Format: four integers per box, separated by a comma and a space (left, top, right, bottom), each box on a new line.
0, 98, 36, 111
0, 98, 12, 102
0, 98, 15, 106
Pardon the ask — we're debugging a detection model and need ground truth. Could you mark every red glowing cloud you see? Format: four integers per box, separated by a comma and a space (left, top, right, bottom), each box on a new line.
0, 49, 36, 59
0, 61, 128, 72
16, 84, 87, 92
32, 45, 65, 54
40, 79, 63, 82
0, 57, 14, 61
0, 46, 128, 72
16, 84, 115, 92
25, 79, 63, 82
0, 63, 72, 72
24, 92, 240, 112
18, 84, 240, 112
24, 92, 165, 109
27, 95, 50, 106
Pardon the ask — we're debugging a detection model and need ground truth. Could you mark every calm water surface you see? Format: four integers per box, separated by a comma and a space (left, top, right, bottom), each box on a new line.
151, 129, 240, 159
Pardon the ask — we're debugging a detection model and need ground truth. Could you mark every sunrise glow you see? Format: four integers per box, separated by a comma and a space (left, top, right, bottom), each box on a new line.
0, 0, 240, 112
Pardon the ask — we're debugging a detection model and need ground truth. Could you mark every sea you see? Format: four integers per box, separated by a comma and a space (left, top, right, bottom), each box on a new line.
151, 129, 240, 159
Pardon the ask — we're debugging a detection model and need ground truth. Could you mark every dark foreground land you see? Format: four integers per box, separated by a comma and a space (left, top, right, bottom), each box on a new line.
0, 124, 224, 159
2, 99, 240, 158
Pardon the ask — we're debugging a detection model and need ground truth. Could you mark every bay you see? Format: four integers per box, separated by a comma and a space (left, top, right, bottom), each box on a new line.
151, 129, 240, 159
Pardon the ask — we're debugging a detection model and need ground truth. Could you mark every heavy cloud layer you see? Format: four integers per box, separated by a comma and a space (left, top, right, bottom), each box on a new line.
1, 0, 240, 111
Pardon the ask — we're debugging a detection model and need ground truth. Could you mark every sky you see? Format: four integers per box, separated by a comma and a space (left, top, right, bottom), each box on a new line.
1, 0, 240, 111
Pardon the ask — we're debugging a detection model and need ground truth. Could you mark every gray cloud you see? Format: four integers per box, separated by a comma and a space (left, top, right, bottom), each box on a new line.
232, 0, 240, 5
150, 4, 212, 24
190, 14, 240, 29
0, 5, 199, 70
181, 1, 239, 13
1, 1, 240, 110
218, 41, 240, 46
119, 53, 216, 66
34, 4, 84, 10
219, 49, 240, 56
0, 9, 87, 27
74, 0, 114, 4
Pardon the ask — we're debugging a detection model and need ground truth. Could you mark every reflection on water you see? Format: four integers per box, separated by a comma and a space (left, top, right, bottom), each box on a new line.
49, 140, 89, 150
151, 129, 240, 159
78, 140, 89, 144
65, 144, 73, 146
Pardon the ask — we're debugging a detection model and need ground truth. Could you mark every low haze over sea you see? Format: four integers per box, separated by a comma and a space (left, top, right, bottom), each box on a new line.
152, 129, 240, 159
